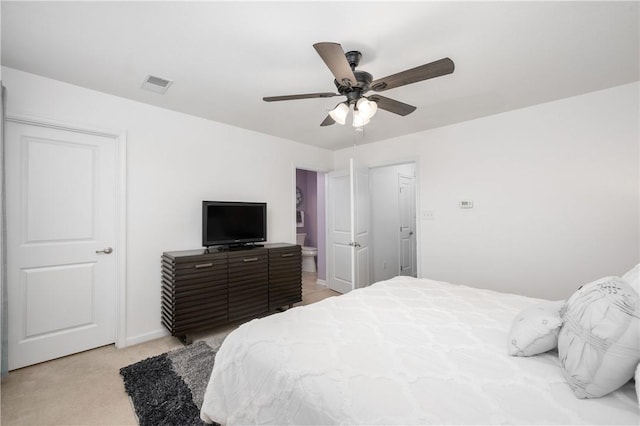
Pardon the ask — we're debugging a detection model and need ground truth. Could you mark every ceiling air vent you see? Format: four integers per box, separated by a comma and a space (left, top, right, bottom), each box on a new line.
141, 74, 173, 94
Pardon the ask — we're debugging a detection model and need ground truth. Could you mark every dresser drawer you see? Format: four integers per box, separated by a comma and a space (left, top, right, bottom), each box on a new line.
162, 252, 227, 280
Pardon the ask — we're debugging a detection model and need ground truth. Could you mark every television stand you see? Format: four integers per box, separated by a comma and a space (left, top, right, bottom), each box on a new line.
161, 243, 302, 344
214, 243, 264, 252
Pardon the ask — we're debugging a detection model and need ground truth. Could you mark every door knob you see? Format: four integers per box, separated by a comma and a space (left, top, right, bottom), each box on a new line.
96, 247, 113, 254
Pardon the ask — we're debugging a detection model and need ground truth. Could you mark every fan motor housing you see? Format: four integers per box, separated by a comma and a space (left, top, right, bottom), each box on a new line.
334, 70, 373, 101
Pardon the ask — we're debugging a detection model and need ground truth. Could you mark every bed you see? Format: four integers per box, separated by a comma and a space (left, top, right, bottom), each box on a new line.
200, 276, 639, 425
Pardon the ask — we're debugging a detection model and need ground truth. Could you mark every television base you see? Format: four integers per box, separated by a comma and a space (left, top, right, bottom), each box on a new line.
207, 243, 264, 252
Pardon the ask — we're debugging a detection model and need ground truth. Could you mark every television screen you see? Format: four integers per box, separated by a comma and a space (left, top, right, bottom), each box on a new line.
202, 201, 267, 247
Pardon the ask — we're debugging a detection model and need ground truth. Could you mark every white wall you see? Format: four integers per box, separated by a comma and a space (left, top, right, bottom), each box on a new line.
336, 82, 640, 300
2, 67, 334, 345
370, 163, 416, 282
1, 80, 6, 375
4, 66, 638, 345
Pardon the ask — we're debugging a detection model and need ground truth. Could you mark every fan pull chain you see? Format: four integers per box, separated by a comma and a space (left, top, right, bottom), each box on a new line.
353, 126, 364, 150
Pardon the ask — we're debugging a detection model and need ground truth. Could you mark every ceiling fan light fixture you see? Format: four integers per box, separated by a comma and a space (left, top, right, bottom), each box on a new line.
356, 97, 378, 119
329, 102, 349, 125
263, 42, 453, 129
352, 108, 370, 128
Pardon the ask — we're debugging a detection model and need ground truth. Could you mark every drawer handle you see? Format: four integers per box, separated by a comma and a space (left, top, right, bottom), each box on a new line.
194, 262, 213, 269
281, 253, 294, 258
243, 257, 259, 262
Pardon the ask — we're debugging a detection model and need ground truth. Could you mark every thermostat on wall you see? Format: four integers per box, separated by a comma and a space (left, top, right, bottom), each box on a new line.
459, 200, 473, 209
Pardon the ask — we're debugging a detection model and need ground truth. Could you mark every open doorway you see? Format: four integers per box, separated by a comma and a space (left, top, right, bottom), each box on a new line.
295, 168, 327, 285
369, 162, 417, 282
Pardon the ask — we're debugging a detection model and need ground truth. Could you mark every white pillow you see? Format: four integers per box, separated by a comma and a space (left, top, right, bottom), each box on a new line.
558, 276, 640, 399
636, 363, 640, 406
508, 300, 565, 356
622, 263, 640, 296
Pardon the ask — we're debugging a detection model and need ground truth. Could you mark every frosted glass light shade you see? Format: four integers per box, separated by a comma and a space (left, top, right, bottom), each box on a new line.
357, 97, 378, 119
352, 109, 370, 128
329, 103, 349, 125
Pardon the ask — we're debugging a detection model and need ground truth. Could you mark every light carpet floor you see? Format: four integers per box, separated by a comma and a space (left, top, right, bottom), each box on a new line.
1, 273, 338, 425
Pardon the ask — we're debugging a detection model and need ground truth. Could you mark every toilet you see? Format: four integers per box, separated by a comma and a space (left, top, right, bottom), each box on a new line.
296, 233, 318, 273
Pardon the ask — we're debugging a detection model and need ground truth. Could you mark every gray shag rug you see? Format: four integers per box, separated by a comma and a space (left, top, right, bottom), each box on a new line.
120, 337, 225, 426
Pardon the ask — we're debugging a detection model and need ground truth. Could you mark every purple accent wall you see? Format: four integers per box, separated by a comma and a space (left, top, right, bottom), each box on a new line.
305, 173, 317, 247
316, 172, 326, 281
296, 169, 316, 246
296, 169, 308, 235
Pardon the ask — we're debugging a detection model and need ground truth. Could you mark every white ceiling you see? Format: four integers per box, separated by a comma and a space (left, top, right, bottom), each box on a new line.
2, 1, 638, 150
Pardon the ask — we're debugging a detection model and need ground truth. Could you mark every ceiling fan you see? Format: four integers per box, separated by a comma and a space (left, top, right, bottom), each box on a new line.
263, 42, 455, 127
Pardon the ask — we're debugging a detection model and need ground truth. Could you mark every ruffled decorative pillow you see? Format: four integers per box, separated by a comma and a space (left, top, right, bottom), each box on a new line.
558, 276, 640, 398
636, 363, 640, 406
622, 263, 639, 296
508, 300, 565, 356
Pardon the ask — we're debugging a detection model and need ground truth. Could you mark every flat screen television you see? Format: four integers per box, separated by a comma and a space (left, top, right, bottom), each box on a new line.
202, 201, 267, 249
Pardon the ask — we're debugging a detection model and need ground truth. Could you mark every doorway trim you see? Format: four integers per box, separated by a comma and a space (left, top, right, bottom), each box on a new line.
5, 113, 127, 349
292, 163, 331, 285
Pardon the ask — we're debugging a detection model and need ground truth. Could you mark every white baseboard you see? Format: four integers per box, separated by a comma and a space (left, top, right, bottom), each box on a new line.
316, 279, 327, 287
121, 328, 169, 348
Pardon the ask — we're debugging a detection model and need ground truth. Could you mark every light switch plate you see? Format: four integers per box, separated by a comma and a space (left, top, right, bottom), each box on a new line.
422, 210, 435, 220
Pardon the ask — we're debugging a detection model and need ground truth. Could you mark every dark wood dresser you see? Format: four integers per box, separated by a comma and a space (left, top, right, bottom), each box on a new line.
161, 243, 301, 343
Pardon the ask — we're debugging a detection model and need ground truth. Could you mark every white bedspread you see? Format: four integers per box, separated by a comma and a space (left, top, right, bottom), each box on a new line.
201, 276, 639, 425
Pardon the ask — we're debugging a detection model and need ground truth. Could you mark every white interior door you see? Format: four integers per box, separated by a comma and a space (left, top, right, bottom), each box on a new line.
351, 159, 370, 289
327, 169, 351, 293
398, 174, 416, 277
6, 120, 117, 370
327, 159, 370, 293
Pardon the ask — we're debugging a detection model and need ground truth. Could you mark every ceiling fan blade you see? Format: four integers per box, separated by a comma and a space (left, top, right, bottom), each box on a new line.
370, 57, 454, 92
263, 92, 340, 102
313, 42, 357, 87
368, 95, 416, 116
320, 115, 335, 126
